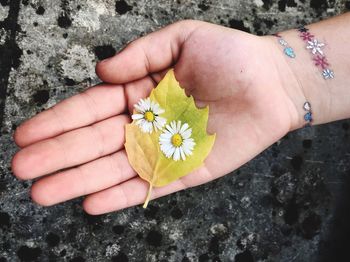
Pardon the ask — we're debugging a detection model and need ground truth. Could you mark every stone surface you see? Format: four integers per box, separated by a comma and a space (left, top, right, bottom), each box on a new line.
1, 0, 350, 261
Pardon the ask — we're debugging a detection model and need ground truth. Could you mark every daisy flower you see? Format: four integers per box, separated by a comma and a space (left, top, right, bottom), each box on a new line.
159, 121, 195, 161
132, 98, 166, 133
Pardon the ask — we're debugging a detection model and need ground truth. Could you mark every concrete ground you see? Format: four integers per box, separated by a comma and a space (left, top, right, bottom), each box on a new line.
1, 0, 350, 261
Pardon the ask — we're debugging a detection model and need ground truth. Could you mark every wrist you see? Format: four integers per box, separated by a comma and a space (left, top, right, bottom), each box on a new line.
263, 29, 334, 131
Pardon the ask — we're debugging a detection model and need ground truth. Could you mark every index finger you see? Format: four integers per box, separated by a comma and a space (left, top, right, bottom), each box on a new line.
14, 84, 126, 148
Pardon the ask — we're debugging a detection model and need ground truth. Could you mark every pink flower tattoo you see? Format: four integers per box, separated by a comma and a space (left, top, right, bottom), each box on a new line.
313, 55, 329, 69
300, 31, 314, 41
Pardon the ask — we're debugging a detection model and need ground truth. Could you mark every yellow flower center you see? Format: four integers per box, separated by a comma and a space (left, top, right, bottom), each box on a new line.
171, 134, 183, 147
144, 111, 155, 122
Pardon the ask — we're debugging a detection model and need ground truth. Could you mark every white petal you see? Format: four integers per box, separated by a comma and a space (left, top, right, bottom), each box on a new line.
149, 101, 155, 111
157, 116, 166, 126
182, 140, 195, 154
134, 104, 144, 113
154, 116, 166, 130
140, 123, 148, 133
170, 121, 177, 132
141, 121, 152, 133
173, 147, 180, 161
184, 138, 195, 146
139, 98, 150, 112
161, 143, 175, 158
153, 120, 162, 131
159, 136, 171, 143
168, 145, 176, 158
136, 119, 145, 127
147, 122, 154, 133
179, 147, 186, 160
152, 102, 163, 114
160, 130, 172, 138
183, 141, 195, 149
166, 124, 176, 135
182, 145, 192, 156
181, 128, 192, 139
154, 107, 165, 115
176, 121, 182, 133
132, 113, 144, 120
144, 98, 151, 107
180, 123, 189, 133
159, 132, 172, 143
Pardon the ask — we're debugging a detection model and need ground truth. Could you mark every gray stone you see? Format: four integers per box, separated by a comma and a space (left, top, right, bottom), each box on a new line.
1, 0, 350, 261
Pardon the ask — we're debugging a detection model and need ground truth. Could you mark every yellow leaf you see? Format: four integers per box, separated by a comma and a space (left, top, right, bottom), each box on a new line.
125, 69, 216, 208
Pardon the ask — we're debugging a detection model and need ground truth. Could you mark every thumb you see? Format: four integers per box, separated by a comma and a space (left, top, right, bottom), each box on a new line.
95, 20, 201, 84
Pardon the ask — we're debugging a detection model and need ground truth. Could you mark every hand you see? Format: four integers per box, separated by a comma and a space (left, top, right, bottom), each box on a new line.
12, 20, 300, 214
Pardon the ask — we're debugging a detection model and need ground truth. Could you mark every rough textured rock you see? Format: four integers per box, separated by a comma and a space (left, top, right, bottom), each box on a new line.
1, 0, 350, 261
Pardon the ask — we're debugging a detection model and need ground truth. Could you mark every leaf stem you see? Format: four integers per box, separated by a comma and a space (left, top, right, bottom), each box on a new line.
143, 183, 153, 208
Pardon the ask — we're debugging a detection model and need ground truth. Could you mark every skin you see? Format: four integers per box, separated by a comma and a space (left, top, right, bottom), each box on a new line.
11, 14, 350, 215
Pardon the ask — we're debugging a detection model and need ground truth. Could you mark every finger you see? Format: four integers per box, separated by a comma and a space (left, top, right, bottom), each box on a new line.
14, 84, 127, 148
150, 69, 170, 83
95, 20, 201, 84
83, 166, 212, 215
12, 115, 129, 180
124, 76, 155, 113
30, 150, 135, 206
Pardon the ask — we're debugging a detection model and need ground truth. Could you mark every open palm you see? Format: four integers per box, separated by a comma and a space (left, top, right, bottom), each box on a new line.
12, 20, 299, 214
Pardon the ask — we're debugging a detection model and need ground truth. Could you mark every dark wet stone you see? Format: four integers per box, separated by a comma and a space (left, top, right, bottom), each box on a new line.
302, 139, 312, 149
94, 45, 116, 60
60, 249, 66, 257
0, 212, 10, 229
208, 236, 220, 254
70, 256, 85, 262
111, 252, 129, 262
262, 0, 273, 10
290, 155, 303, 171
284, 199, 299, 225
345, 1, 350, 10
146, 230, 162, 246
199, 253, 210, 262
144, 205, 159, 219
115, 0, 133, 15
301, 212, 321, 239
32, 89, 49, 105
310, 0, 328, 10
17, 246, 42, 261
170, 207, 183, 219
57, 13, 72, 28
182, 256, 190, 262
35, 6, 45, 15
278, 0, 297, 11
64, 77, 77, 86
46, 232, 60, 247
136, 232, 143, 239
112, 225, 125, 234
198, 2, 210, 11
0, 0, 9, 6
235, 250, 254, 262
228, 19, 250, 33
